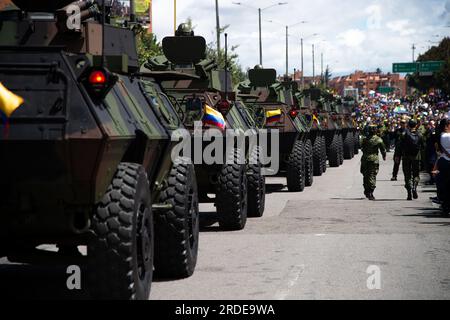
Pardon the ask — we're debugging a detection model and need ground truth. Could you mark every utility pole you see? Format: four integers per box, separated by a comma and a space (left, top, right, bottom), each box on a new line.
286, 26, 289, 76
259, 8, 262, 65
130, 0, 136, 22
174, 0, 177, 35
321, 52, 324, 83
301, 38, 304, 89
312, 44, 315, 85
215, 0, 221, 61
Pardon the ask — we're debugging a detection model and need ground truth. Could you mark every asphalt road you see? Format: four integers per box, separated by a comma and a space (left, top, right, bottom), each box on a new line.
1, 152, 449, 300
151, 152, 450, 300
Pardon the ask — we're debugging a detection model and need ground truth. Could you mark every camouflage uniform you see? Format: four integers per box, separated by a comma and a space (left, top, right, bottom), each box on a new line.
360, 133, 386, 199
396, 128, 423, 199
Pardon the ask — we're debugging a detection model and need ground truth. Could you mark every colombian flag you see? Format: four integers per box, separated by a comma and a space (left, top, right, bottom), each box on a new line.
0, 82, 23, 117
313, 114, 320, 126
266, 109, 282, 124
202, 104, 226, 130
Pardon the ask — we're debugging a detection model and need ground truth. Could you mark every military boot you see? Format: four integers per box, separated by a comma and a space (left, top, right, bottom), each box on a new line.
412, 185, 418, 200
364, 189, 370, 199
368, 190, 376, 201
407, 190, 413, 201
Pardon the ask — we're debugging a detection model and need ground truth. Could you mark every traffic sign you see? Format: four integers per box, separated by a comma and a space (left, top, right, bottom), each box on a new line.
418, 61, 444, 73
393, 63, 417, 73
136, 0, 151, 14
393, 61, 445, 74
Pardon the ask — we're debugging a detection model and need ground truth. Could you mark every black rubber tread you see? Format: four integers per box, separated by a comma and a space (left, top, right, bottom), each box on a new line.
321, 135, 327, 173
247, 147, 266, 218
304, 139, 314, 187
353, 131, 360, 155
88, 163, 153, 300
154, 158, 199, 279
343, 133, 353, 160
216, 150, 248, 230
313, 135, 323, 176
328, 134, 340, 168
338, 133, 344, 165
286, 140, 306, 192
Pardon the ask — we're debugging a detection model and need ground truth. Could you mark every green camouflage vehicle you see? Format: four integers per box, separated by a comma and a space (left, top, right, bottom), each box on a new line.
301, 88, 344, 168
0, 0, 199, 300
238, 68, 308, 192
144, 26, 266, 228
335, 97, 358, 159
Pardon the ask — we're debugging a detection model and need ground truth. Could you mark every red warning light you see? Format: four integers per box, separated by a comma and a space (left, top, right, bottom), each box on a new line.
89, 71, 106, 85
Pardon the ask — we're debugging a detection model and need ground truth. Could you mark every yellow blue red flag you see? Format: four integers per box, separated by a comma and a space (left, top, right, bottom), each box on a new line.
266, 109, 282, 124
313, 114, 320, 126
203, 104, 226, 130
0, 82, 23, 117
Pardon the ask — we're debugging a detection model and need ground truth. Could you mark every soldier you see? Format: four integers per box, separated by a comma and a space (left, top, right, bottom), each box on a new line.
361, 125, 387, 200
175, 23, 194, 37
391, 118, 407, 181
396, 120, 423, 200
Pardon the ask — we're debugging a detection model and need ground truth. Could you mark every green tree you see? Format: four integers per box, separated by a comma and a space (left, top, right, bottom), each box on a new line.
135, 27, 163, 66
407, 37, 450, 94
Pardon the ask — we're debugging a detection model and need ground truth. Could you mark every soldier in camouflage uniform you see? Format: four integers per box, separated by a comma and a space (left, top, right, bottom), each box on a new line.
361, 125, 387, 200
396, 120, 423, 200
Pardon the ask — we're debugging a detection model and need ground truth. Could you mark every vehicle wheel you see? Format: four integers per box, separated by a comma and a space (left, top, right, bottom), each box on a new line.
304, 139, 314, 187
321, 135, 327, 173
313, 135, 322, 176
287, 140, 306, 192
247, 147, 266, 218
154, 158, 199, 279
353, 132, 360, 155
343, 133, 353, 160
217, 150, 248, 230
88, 163, 153, 300
328, 134, 339, 168
338, 133, 344, 165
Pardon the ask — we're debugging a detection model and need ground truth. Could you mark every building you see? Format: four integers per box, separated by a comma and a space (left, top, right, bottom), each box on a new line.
328, 70, 408, 97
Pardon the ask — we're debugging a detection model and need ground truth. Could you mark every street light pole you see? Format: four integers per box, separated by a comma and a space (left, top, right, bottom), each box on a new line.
286, 25, 289, 75
321, 52, 324, 82
312, 44, 315, 84
233, 2, 287, 66
301, 38, 304, 89
174, 0, 177, 35
215, 0, 221, 60
259, 8, 262, 65
412, 43, 416, 62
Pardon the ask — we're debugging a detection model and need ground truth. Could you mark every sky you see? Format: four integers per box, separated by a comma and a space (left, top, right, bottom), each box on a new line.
147, 0, 450, 77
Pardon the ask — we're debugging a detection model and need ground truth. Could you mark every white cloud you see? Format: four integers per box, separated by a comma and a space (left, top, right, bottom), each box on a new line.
337, 29, 366, 48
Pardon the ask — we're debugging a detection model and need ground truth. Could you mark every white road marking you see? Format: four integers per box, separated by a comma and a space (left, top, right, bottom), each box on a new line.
274, 264, 305, 300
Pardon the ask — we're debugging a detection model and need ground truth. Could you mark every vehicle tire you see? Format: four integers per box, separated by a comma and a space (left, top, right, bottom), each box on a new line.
88, 163, 153, 300
343, 133, 353, 160
247, 147, 266, 218
313, 136, 322, 176
320, 135, 327, 173
287, 140, 306, 192
353, 131, 360, 155
338, 133, 344, 165
328, 134, 339, 168
304, 139, 314, 187
217, 150, 248, 230
154, 158, 199, 279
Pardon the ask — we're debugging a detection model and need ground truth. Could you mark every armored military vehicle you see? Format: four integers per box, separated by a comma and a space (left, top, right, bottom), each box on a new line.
144, 26, 266, 228
238, 68, 307, 192
0, 0, 199, 299
301, 88, 344, 168
335, 98, 358, 160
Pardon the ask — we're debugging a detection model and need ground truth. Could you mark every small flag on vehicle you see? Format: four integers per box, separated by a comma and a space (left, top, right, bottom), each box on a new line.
266, 109, 282, 124
0, 82, 24, 117
202, 104, 226, 130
